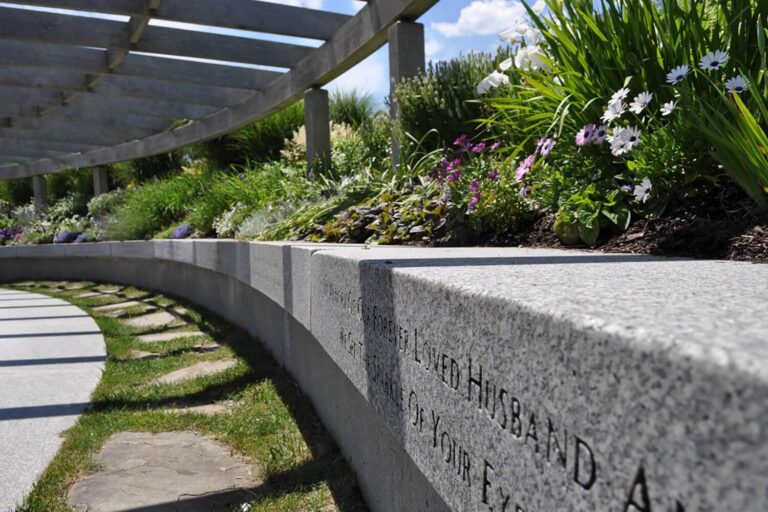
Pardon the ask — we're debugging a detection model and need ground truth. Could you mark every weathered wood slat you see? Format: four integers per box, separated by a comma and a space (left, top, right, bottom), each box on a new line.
0, 0, 351, 40
7, 113, 172, 132
0, 68, 250, 107
0, 140, 98, 153
0, 125, 153, 146
0, 7, 313, 67
0, 41, 282, 90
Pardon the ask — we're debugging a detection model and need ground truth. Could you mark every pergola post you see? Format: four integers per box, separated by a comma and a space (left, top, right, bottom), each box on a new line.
304, 87, 331, 177
92, 166, 109, 196
388, 21, 425, 168
31, 174, 47, 213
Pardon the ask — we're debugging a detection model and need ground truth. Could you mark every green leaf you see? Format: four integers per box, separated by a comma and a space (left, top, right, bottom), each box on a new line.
578, 221, 601, 247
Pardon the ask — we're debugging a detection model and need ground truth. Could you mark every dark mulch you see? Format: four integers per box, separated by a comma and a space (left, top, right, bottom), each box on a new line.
502, 184, 768, 263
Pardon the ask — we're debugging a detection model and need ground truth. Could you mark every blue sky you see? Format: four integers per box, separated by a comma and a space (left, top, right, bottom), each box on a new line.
0, 0, 531, 101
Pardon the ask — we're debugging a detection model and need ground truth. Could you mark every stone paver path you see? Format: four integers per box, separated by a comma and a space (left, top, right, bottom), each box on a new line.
68, 431, 259, 511
153, 358, 238, 385
0, 288, 106, 511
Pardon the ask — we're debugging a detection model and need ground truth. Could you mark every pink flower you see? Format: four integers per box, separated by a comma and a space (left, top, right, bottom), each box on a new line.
467, 193, 481, 212
487, 169, 500, 181
472, 142, 487, 153
576, 124, 597, 146
537, 137, 556, 157
515, 154, 536, 183
469, 180, 481, 192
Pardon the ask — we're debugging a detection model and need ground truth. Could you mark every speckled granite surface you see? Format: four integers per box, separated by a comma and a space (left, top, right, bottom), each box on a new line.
309, 247, 768, 511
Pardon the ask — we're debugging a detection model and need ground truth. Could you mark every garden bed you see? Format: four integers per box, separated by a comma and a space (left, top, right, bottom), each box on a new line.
508, 184, 768, 263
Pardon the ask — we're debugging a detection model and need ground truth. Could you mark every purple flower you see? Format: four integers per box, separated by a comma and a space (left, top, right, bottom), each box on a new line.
490, 142, 501, 152
171, 223, 193, 239
487, 169, 500, 182
0, 225, 22, 242
73, 232, 90, 244
467, 193, 481, 213
536, 137, 557, 157
54, 231, 77, 244
620, 184, 633, 193
514, 154, 536, 183
472, 142, 487, 153
576, 124, 597, 146
446, 170, 462, 182
518, 185, 531, 198
453, 135, 470, 151
469, 180, 481, 192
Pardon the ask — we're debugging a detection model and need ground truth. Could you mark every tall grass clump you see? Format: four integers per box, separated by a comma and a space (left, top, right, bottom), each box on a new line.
330, 90, 375, 129
105, 173, 206, 240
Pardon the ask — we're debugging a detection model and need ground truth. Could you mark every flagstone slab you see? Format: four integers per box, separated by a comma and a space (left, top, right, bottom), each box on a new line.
152, 359, 238, 385
129, 350, 161, 361
67, 431, 259, 512
192, 341, 222, 352
93, 301, 143, 312
164, 401, 237, 416
125, 311, 180, 328
137, 330, 207, 343
75, 292, 107, 299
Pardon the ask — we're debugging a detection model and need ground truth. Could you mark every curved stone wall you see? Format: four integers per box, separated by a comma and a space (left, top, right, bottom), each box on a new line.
1, 241, 767, 511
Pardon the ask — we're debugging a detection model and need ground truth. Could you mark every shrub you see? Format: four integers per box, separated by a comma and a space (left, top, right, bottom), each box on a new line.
393, 51, 512, 151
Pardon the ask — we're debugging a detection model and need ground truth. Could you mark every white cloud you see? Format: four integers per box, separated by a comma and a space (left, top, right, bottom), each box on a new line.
425, 39, 444, 58
328, 51, 388, 98
432, 0, 527, 38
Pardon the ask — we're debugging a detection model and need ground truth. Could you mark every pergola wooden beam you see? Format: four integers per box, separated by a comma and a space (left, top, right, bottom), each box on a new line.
0, 140, 98, 153
0, 68, 253, 107
0, 0, 351, 40
4, 113, 172, 132
0, 7, 314, 68
0, 126, 154, 146
0, 40, 283, 90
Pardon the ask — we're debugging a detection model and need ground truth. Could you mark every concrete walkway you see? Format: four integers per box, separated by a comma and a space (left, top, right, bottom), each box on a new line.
0, 288, 106, 511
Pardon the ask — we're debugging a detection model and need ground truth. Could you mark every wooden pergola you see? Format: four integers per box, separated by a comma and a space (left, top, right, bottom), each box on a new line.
0, 0, 435, 207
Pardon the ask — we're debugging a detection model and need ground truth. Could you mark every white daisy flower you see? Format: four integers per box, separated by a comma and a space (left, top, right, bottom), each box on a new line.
725, 75, 749, 94
499, 58, 513, 71
607, 126, 641, 156
602, 100, 625, 124
633, 178, 652, 203
607, 127, 628, 155
623, 126, 642, 151
660, 100, 677, 116
611, 87, 631, 103
666, 65, 690, 85
629, 92, 653, 114
700, 50, 729, 71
